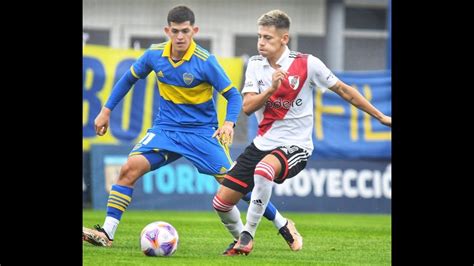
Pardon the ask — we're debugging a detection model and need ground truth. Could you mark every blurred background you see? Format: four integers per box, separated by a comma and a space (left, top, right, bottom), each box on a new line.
83, 0, 391, 214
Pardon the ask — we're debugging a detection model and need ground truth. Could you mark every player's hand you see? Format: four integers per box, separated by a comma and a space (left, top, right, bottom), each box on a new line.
379, 115, 391, 127
270, 68, 288, 92
94, 107, 111, 136
212, 121, 235, 146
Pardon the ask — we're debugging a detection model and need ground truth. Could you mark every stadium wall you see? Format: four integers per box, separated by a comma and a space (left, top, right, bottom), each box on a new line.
83, 0, 326, 56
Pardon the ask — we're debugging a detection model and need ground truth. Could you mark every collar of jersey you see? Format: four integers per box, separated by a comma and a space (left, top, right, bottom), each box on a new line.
162, 40, 196, 62
263, 46, 290, 67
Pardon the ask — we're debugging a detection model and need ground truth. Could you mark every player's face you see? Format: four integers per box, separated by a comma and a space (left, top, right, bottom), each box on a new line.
257, 25, 289, 58
165, 21, 198, 54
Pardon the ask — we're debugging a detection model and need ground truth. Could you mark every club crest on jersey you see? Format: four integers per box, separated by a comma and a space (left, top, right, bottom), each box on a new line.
288, 75, 300, 90
183, 73, 194, 85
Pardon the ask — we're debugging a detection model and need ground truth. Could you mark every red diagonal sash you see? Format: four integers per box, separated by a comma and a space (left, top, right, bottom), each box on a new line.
258, 54, 308, 136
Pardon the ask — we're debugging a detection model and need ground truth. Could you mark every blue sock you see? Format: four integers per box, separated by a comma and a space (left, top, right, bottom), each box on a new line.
106, 184, 133, 220
242, 192, 276, 220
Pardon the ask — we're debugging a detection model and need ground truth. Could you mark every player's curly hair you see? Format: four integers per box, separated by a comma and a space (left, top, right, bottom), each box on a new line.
258, 10, 291, 30
168, 5, 195, 25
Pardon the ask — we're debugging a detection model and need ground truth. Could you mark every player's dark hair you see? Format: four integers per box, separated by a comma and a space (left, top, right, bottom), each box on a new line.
167, 5, 195, 25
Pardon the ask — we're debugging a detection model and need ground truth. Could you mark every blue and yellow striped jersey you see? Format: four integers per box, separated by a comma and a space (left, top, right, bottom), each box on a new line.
131, 40, 233, 133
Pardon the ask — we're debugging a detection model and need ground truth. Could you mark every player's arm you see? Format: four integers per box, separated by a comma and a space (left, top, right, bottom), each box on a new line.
94, 50, 152, 136
94, 70, 139, 136
241, 60, 287, 115
222, 87, 242, 126
212, 87, 243, 145
329, 81, 391, 127
205, 55, 242, 145
309, 55, 391, 127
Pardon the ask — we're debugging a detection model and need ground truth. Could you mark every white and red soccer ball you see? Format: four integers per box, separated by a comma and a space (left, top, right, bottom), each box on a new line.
140, 221, 179, 257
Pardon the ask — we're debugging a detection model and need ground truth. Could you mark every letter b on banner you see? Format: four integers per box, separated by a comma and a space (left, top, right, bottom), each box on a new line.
110, 59, 146, 142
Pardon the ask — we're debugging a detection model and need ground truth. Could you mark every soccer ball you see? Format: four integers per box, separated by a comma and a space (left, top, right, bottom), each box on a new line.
140, 221, 179, 257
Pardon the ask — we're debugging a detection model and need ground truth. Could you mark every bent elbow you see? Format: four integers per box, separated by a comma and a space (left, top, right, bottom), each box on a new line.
242, 106, 253, 116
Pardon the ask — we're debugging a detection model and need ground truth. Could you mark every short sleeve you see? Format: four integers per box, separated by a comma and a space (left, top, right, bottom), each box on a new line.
241, 59, 259, 95
308, 55, 339, 93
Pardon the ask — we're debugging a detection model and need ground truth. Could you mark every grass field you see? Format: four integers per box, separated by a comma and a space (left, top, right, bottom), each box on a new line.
83, 210, 391, 265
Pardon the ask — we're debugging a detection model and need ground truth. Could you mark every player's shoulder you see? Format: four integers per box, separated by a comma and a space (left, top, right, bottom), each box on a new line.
291, 51, 325, 68
144, 42, 168, 58
149, 42, 168, 50
289, 50, 310, 59
247, 55, 265, 69
249, 55, 264, 62
193, 44, 211, 62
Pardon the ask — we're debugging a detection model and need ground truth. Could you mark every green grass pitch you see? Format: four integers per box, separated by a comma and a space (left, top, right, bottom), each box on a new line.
83, 210, 390, 265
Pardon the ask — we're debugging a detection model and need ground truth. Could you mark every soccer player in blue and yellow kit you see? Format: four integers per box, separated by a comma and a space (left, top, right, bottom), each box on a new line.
82, 5, 301, 254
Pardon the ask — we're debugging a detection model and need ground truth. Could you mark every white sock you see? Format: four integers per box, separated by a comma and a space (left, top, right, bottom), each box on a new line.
272, 211, 288, 230
103, 216, 119, 240
244, 174, 274, 237
216, 206, 243, 240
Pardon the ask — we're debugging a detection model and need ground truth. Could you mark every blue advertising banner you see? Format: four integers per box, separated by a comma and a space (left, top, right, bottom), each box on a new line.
248, 70, 391, 159
90, 145, 390, 214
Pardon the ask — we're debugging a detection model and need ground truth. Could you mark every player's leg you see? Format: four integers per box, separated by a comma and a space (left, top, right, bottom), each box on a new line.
241, 192, 287, 230
243, 154, 280, 238
83, 129, 181, 246
212, 185, 245, 255
243, 146, 309, 251
191, 136, 288, 233
219, 143, 296, 254
242, 190, 302, 252
83, 154, 151, 246
226, 154, 280, 255
214, 144, 264, 255
174, 131, 243, 255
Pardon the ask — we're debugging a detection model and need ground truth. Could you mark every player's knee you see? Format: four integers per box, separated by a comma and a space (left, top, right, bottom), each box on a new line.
117, 163, 140, 186
212, 194, 234, 212
254, 161, 277, 182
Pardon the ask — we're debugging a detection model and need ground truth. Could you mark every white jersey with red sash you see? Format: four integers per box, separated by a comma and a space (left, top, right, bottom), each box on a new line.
242, 46, 338, 155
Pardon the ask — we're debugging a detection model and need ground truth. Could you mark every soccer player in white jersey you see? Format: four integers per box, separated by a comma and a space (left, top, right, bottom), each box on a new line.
213, 9, 392, 256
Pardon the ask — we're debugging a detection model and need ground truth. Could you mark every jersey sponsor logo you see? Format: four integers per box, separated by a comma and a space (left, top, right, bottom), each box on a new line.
288, 75, 300, 90
183, 72, 194, 85
265, 97, 303, 110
